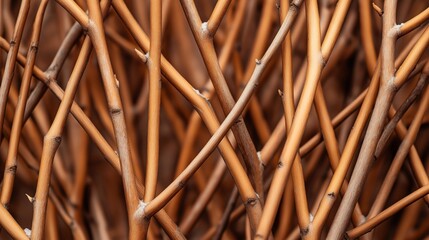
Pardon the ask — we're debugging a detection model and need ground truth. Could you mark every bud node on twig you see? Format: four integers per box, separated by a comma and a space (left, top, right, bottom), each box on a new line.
110, 108, 122, 116
6, 165, 17, 175
193, 88, 209, 102
245, 197, 258, 206
300, 227, 309, 236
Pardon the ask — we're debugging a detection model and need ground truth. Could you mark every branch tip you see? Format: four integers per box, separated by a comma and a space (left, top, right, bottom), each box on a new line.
372, 2, 383, 16
25, 194, 35, 204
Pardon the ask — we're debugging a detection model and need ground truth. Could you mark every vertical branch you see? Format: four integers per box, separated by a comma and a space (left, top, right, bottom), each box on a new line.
165, 0, 247, 221
0, 34, 184, 239
1, 0, 49, 210
368, 84, 429, 218
110, 41, 144, 182
142, 0, 163, 237
0, 0, 31, 143
280, 0, 310, 233
2, 0, 429, 238
329, 8, 429, 240
86, 0, 141, 238
312, 26, 428, 237
30, 37, 92, 240
326, 1, 399, 239
256, 0, 321, 237
23, 22, 89, 129
144, 0, 162, 203
179, 0, 264, 201
133, 0, 303, 233
69, 84, 91, 236
359, 0, 377, 73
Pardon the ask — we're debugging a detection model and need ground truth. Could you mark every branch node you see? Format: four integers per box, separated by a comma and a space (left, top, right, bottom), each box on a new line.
300, 227, 310, 236
390, 23, 403, 37
320, 54, 327, 67
54, 136, 62, 144
30, 42, 38, 52
344, 233, 351, 240
234, 118, 243, 125
110, 108, 122, 116
6, 165, 17, 175
259, 151, 267, 168
82, 27, 89, 36
255, 59, 261, 65
257, 151, 262, 162
254, 81, 259, 88
239, 82, 246, 91
290, 2, 299, 12
45, 74, 57, 86
359, 216, 367, 225
193, 88, 209, 102
245, 197, 258, 206
178, 180, 185, 189
134, 200, 148, 220
201, 21, 211, 37
387, 76, 399, 92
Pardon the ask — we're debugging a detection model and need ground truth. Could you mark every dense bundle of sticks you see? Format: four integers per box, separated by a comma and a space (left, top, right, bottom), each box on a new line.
0, 0, 428, 239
